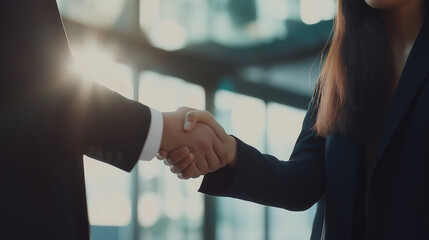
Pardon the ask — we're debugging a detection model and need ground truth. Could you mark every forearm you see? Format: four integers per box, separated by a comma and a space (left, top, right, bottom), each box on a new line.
65, 80, 151, 171
200, 137, 325, 211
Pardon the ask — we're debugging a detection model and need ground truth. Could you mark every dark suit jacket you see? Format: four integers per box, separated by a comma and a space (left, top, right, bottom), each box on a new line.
1, 1, 151, 239
200, 11, 429, 240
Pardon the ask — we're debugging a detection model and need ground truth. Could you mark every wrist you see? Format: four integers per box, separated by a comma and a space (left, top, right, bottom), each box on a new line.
160, 112, 172, 150
226, 136, 237, 167
160, 109, 188, 151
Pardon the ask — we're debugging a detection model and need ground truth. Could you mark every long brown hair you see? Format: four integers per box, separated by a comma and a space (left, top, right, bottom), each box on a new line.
315, 0, 393, 139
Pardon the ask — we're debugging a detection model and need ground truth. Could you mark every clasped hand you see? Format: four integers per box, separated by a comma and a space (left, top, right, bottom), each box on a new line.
159, 107, 237, 179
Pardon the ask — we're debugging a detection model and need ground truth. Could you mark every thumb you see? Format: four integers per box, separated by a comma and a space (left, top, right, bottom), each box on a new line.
183, 110, 200, 132
183, 110, 229, 142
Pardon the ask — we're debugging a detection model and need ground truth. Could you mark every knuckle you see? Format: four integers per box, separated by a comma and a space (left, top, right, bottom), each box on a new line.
211, 160, 220, 171
200, 168, 208, 175
178, 160, 189, 170
198, 141, 210, 152
170, 166, 177, 173
181, 171, 191, 179
195, 163, 206, 175
221, 151, 229, 165
191, 173, 201, 179
167, 156, 176, 164
163, 159, 170, 166
169, 156, 181, 164
180, 148, 190, 157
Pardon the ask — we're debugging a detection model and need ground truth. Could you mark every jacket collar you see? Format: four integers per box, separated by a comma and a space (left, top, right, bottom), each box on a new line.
372, 14, 429, 173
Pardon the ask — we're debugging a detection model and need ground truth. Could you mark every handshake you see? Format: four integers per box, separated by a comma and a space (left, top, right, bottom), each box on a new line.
159, 107, 237, 179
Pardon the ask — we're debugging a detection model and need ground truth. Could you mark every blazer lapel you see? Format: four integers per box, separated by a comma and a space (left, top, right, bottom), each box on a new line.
372, 17, 429, 172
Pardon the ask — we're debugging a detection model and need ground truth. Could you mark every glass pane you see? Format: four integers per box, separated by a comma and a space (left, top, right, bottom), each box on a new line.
84, 157, 132, 226
57, 0, 129, 28
138, 0, 336, 49
266, 102, 316, 240
214, 90, 266, 240
139, 0, 209, 50
139, 71, 205, 111
138, 71, 205, 240
300, 0, 336, 25
74, 48, 134, 228
266, 102, 304, 160
69, 38, 134, 100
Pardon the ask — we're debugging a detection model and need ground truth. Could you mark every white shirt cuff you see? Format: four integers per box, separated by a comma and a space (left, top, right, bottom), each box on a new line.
138, 108, 163, 161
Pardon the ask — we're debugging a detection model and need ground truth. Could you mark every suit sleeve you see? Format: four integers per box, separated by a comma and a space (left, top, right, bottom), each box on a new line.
199, 97, 326, 211
54, 78, 153, 172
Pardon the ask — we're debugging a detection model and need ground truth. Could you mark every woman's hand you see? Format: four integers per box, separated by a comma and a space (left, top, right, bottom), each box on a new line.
159, 109, 237, 179
161, 107, 230, 178
183, 110, 237, 167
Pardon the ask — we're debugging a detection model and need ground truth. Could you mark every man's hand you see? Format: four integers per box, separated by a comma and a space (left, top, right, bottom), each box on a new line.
160, 107, 230, 178
160, 109, 237, 179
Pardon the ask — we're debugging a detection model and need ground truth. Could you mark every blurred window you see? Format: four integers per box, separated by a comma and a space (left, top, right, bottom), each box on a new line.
71, 41, 134, 237
58, 0, 336, 50
137, 71, 205, 240
138, 0, 336, 49
57, 0, 129, 27
266, 102, 316, 240
214, 90, 266, 240
213, 92, 316, 240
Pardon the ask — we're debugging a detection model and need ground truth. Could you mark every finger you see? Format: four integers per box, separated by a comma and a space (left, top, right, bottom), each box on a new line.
205, 149, 220, 172
212, 135, 229, 168
170, 154, 194, 174
190, 165, 203, 179
158, 150, 168, 159
184, 111, 228, 142
167, 147, 190, 165
163, 158, 172, 166
193, 152, 209, 175
183, 110, 207, 131
178, 161, 199, 179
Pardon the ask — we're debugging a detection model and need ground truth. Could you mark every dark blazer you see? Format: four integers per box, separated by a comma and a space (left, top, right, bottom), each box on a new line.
200, 12, 429, 240
1, 1, 151, 239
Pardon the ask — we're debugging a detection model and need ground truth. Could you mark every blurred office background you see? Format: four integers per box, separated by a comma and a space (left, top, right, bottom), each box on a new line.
56, 0, 336, 239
